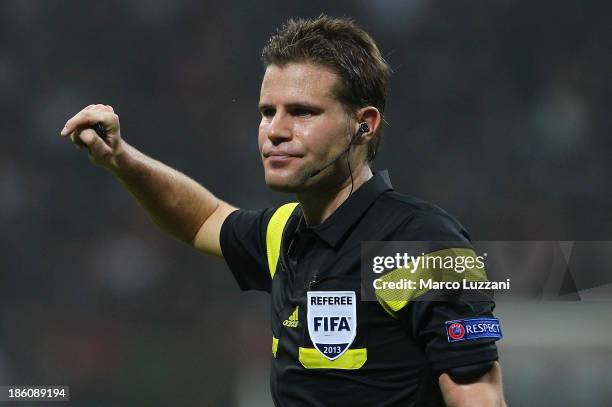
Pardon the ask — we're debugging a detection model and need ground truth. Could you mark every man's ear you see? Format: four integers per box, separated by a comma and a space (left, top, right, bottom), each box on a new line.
354, 106, 381, 145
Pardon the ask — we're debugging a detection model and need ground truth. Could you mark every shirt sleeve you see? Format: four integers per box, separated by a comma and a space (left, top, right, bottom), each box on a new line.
219, 207, 275, 293
395, 209, 500, 374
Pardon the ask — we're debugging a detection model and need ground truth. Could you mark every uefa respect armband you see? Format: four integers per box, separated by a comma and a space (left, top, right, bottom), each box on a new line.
445, 317, 502, 343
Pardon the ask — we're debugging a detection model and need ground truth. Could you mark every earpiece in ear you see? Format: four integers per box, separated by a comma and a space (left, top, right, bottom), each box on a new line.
358, 122, 370, 134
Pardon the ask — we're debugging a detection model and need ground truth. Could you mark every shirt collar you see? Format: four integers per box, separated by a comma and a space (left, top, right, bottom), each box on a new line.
296, 170, 393, 248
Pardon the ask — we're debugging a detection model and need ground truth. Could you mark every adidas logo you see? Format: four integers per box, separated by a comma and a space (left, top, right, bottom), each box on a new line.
282, 306, 300, 328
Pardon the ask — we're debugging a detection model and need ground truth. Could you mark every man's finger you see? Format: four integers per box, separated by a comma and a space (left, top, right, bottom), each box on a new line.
80, 129, 110, 158
60, 110, 98, 136
60, 110, 111, 136
70, 131, 86, 149
79, 129, 97, 148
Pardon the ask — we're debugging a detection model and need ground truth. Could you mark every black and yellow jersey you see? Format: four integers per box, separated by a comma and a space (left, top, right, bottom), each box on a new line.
220, 171, 500, 406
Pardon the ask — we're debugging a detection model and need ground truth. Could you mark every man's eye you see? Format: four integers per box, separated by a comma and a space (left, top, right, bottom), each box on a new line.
293, 108, 312, 117
261, 108, 275, 117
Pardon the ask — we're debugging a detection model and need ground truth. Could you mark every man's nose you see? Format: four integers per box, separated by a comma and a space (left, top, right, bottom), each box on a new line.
266, 112, 292, 144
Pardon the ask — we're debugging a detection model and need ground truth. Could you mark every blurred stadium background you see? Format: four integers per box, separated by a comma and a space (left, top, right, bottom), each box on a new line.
1, 0, 611, 405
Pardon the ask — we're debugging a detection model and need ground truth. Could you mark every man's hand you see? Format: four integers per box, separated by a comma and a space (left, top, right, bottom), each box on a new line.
60, 104, 124, 169
439, 361, 506, 406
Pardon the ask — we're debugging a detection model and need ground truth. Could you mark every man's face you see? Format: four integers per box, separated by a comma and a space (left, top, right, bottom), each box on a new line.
258, 62, 352, 192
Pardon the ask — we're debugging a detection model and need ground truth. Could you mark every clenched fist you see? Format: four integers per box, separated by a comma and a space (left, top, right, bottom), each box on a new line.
60, 104, 124, 168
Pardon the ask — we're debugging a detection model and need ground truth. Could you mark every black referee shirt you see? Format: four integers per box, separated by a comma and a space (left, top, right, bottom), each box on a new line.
220, 171, 499, 406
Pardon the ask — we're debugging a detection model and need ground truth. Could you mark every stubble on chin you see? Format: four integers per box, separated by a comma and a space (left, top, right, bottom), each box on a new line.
264, 166, 313, 192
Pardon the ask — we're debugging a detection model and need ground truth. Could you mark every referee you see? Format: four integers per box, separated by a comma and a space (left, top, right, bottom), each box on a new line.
60, 16, 505, 407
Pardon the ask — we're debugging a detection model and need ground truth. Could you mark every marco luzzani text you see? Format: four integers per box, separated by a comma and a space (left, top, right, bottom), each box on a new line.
371, 252, 511, 290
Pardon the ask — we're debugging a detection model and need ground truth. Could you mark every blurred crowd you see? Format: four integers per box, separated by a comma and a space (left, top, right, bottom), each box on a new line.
0, 0, 610, 405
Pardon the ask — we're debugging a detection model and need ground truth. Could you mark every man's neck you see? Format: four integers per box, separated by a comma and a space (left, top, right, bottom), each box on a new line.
297, 165, 373, 226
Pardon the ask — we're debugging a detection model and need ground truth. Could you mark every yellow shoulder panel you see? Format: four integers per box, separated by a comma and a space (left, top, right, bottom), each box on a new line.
375, 247, 488, 317
265, 202, 299, 279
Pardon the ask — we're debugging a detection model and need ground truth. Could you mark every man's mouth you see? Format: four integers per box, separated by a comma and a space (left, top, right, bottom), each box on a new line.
263, 151, 304, 165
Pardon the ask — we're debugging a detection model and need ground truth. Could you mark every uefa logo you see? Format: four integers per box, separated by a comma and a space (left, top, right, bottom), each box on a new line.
447, 322, 465, 341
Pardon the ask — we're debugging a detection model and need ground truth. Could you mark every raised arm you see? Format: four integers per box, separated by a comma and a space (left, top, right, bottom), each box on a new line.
60, 104, 236, 257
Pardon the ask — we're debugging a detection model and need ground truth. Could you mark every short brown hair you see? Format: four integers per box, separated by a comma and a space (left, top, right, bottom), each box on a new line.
262, 15, 391, 162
